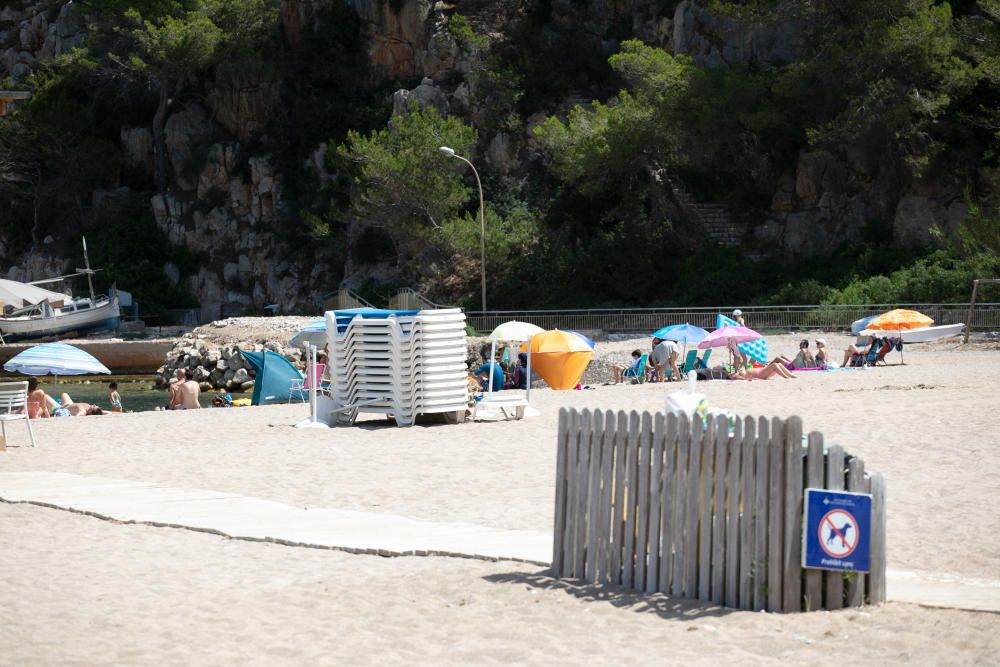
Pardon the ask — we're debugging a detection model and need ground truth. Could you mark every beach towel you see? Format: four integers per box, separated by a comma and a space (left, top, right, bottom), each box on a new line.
717, 313, 768, 365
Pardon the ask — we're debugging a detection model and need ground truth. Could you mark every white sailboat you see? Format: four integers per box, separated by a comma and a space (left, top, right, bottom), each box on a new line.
0, 238, 121, 342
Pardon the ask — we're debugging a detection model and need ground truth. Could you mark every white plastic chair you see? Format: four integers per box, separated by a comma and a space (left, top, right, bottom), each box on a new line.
0, 381, 36, 448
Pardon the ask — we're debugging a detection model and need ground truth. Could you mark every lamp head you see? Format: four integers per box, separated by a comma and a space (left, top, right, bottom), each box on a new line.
438, 146, 456, 157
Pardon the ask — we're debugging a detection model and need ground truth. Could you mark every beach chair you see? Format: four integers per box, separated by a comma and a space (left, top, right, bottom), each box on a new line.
289, 363, 329, 403
623, 353, 649, 383
680, 349, 698, 373
849, 338, 891, 367
698, 349, 712, 369
0, 381, 35, 448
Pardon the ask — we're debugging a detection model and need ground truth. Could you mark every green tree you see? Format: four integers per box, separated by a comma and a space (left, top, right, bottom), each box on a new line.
338, 107, 478, 267
114, 6, 222, 195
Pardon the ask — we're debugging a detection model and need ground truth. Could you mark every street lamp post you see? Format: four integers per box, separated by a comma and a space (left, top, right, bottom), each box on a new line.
439, 146, 486, 312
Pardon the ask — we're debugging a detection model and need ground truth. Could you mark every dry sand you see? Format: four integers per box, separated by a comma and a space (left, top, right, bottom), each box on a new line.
1, 333, 999, 664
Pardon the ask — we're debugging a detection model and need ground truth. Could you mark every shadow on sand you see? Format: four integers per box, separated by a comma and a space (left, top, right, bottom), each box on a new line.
484, 569, 735, 621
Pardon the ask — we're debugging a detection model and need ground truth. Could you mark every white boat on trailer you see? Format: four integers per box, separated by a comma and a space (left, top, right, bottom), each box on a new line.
0, 291, 120, 342
0, 237, 121, 343
860, 322, 964, 343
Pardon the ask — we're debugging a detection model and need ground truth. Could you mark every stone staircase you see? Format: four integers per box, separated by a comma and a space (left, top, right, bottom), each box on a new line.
564, 89, 595, 112
663, 174, 747, 249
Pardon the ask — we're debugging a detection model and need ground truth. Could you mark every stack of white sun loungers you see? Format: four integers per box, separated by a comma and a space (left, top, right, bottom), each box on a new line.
325, 308, 469, 426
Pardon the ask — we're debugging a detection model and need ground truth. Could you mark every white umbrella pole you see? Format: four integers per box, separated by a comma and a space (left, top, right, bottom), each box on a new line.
309, 344, 318, 424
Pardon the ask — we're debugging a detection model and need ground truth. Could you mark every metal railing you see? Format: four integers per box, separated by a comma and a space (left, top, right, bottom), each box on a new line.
388, 288, 445, 311
322, 289, 376, 312
463, 303, 1000, 334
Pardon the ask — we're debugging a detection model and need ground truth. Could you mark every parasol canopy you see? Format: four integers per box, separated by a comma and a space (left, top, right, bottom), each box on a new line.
519, 330, 594, 390
566, 330, 596, 349
489, 320, 545, 342
697, 325, 763, 350
3, 342, 111, 376
289, 318, 327, 349
651, 323, 708, 343
865, 309, 934, 331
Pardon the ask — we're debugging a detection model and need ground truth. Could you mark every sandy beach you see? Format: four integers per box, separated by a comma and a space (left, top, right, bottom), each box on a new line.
2, 333, 999, 664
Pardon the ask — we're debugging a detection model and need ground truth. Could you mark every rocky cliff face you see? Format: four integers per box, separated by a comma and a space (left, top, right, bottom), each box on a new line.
0, 0, 969, 308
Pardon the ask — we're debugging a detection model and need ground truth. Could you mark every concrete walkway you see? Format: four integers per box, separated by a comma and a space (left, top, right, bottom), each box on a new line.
1, 471, 997, 613
0, 471, 550, 564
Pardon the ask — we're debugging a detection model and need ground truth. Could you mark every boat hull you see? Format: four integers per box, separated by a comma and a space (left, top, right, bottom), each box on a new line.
0, 298, 121, 342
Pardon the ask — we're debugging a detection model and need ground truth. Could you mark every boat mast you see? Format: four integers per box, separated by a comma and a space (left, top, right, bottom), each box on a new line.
80, 236, 96, 302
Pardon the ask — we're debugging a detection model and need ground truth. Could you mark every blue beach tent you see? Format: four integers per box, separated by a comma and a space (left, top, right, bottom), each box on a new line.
238, 349, 303, 405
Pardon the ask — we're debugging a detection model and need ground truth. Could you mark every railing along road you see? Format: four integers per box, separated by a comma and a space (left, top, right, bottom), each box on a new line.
464, 303, 1000, 334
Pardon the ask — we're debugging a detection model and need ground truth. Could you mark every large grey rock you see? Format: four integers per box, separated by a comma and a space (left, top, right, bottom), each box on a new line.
206, 66, 279, 140
673, 0, 796, 66
795, 151, 849, 208
893, 194, 947, 247
486, 132, 516, 174
392, 78, 448, 117
164, 104, 212, 191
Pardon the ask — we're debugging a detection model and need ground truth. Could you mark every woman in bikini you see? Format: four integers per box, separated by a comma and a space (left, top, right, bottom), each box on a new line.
730, 359, 797, 380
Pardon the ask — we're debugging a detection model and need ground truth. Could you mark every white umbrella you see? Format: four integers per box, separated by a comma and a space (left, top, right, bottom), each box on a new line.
487, 320, 544, 411
489, 321, 545, 342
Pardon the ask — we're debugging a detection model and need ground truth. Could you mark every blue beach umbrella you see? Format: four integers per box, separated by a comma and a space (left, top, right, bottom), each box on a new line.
289, 318, 327, 349
651, 323, 709, 343
3, 341, 111, 376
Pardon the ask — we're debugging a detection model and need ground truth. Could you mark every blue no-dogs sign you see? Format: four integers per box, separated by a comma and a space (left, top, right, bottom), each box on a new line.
803, 488, 872, 572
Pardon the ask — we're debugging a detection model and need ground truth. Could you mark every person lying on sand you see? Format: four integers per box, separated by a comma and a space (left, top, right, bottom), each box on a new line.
57, 393, 104, 416
730, 359, 797, 380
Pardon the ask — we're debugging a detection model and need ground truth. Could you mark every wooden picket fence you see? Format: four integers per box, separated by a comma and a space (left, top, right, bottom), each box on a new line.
552, 408, 887, 612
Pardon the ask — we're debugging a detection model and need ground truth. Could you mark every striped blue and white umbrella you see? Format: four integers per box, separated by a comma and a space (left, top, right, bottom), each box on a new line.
3, 342, 111, 376
289, 319, 327, 349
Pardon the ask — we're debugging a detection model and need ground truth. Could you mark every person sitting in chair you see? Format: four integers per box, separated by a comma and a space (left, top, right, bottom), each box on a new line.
510, 352, 529, 389
775, 339, 814, 369
473, 346, 504, 392
612, 349, 645, 384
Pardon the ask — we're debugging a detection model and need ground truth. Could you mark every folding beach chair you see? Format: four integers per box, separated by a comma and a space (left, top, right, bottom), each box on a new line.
0, 381, 36, 448
289, 363, 329, 403
623, 353, 649, 383
680, 349, 698, 373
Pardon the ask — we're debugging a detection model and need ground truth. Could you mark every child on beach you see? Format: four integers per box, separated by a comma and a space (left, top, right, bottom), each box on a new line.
108, 382, 123, 413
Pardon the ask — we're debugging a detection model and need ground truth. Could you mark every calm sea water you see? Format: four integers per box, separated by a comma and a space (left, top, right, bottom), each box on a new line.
23, 376, 249, 413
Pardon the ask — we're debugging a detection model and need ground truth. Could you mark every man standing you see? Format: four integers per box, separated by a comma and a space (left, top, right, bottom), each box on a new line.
168, 368, 202, 409
650, 337, 681, 382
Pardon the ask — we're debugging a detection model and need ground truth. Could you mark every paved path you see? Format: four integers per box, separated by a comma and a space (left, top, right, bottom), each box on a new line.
1, 472, 997, 612
0, 471, 550, 564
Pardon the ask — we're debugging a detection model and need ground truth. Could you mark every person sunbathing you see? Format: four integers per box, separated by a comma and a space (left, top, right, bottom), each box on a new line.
730, 359, 797, 380
58, 393, 105, 416
26, 377, 58, 418
612, 350, 645, 384
842, 336, 876, 367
